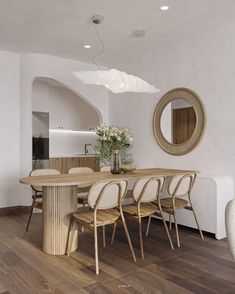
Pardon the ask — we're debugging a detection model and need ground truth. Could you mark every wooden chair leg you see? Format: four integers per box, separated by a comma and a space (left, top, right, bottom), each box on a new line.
94, 225, 99, 275
138, 217, 144, 259
145, 216, 151, 236
102, 225, 106, 248
66, 218, 76, 256
120, 213, 136, 262
173, 210, 180, 248
169, 214, 172, 230
191, 206, 204, 240
159, 211, 174, 250
111, 222, 117, 246
26, 204, 34, 232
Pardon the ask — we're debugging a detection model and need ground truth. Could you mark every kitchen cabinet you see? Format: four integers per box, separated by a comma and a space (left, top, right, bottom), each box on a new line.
49, 156, 100, 173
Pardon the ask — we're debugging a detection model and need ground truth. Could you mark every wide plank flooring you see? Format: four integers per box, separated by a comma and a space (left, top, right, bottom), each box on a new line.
0, 213, 235, 293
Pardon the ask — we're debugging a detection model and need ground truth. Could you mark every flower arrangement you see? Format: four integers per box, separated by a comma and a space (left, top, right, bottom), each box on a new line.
95, 125, 133, 164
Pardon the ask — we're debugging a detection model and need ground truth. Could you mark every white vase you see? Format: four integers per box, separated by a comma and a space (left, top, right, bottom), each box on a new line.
225, 199, 235, 261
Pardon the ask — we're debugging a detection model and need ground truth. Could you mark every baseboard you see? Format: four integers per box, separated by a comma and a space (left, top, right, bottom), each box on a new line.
0, 205, 31, 216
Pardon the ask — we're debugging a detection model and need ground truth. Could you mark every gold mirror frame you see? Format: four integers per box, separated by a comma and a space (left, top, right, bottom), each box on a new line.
153, 88, 206, 155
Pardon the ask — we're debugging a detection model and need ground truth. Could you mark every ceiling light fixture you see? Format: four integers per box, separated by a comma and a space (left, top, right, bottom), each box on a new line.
160, 5, 169, 11
74, 69, 158, 94
74, 15, 160, 94
84, 45, 91, 49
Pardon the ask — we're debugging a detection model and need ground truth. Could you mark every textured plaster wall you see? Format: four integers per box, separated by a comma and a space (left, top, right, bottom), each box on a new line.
110, 23, 235, 185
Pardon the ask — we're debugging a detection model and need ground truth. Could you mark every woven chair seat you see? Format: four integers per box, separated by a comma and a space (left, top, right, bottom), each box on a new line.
125, 190, 134, 198
72, 208, 120, 226
122, 203, 158, 217
34, 201, 43, 210
160, 197, 188, 209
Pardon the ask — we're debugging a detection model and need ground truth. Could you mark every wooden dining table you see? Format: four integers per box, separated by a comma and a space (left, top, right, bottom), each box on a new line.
20, 168, 197, 255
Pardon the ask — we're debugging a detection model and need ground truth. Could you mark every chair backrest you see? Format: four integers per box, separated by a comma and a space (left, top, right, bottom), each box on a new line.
100, 166, 111, 172
168, 173, 196, 197
68, 167, 94, 174
30, 169, 61, 192
88, 180, 128, 210
133, 176, 165, 203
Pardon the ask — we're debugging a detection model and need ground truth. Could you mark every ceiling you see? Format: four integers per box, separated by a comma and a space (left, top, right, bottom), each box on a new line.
0, 0, 234, 67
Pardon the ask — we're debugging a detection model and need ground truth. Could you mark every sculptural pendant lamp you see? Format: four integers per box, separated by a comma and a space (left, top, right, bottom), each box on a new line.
73, 15, 160, 94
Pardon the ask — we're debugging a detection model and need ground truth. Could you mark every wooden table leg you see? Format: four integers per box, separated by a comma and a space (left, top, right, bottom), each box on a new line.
42, 186, 78, 255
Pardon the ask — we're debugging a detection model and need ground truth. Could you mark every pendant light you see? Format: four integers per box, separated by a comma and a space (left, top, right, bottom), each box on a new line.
73, 15, 160, 94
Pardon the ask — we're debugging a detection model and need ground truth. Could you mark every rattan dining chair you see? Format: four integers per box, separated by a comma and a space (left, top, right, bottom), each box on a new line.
66, 179, 136, 275
120, 176, 174, 259
100, 165, 133, 198
68, 167, 94, 207
26, 168, 61, 232
100, 165, 133, 241
146, 173, 204, 248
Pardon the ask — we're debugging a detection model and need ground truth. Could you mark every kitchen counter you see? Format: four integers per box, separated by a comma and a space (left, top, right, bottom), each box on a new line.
50, 154, 99, 158
49, 155, 100, 173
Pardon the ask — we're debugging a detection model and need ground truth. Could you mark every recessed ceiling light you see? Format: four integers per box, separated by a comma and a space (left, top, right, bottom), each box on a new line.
84, 45, 91, 49
160, 5, 169, 11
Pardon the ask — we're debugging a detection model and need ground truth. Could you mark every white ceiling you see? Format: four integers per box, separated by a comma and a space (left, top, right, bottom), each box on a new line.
0, 0, 234, 67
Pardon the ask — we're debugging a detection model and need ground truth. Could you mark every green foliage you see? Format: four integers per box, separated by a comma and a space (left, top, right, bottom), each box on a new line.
95, 125, 133, 165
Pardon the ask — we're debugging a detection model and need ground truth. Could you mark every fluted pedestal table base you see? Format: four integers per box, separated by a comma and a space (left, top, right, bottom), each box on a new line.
42, 186, 78, 255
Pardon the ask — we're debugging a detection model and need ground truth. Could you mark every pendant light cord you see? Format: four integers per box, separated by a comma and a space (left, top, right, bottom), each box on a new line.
91, 24, 105, 70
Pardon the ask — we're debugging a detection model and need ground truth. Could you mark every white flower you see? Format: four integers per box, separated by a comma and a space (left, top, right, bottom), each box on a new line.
96, 124, 133, 146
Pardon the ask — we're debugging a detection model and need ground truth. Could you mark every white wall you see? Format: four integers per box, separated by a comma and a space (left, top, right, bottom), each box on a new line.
0, 51, 20, 207
49, 132, 97, 157
32, 79, 99, 156
160, 102, 172, 142
172, 99, 191, 109
110, 21, 235, 185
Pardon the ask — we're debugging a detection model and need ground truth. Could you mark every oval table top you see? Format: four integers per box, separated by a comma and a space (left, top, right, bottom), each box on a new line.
19, 168, 198, 187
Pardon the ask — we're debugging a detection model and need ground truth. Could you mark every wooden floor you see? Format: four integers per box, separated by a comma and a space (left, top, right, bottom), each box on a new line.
0, 213, 235, 294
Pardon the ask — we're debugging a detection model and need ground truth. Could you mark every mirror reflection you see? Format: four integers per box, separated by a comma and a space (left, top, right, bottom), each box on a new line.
160, 99, 197, 144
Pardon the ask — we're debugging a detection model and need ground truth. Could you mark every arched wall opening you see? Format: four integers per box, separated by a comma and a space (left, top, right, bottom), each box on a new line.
19, 53, 109, 206
32, 77, 101, 159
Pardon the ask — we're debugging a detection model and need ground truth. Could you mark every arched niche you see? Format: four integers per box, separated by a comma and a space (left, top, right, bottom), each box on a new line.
32, 77, 102, 129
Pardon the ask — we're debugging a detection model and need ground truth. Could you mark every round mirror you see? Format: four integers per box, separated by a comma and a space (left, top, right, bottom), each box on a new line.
153, 88, 205, 155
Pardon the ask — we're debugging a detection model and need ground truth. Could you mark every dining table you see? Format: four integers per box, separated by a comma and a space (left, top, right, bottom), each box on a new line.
20, 168, 197, 255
